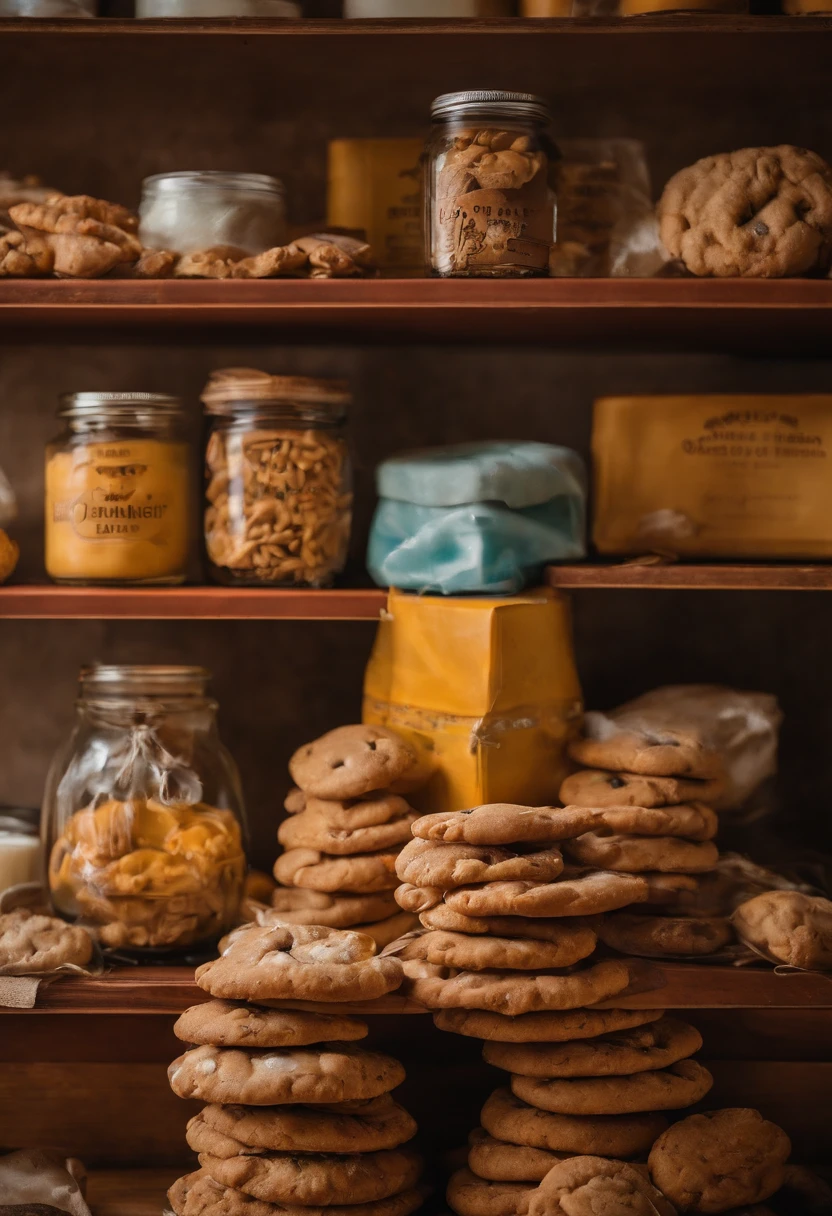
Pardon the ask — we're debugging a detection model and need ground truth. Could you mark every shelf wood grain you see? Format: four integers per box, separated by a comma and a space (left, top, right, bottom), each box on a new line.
0, 585, 386, 620
88, 1168, 182, 1216
546, 564, 832, 591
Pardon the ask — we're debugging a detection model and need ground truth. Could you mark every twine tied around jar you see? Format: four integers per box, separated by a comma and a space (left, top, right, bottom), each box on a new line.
57, 721, 204, 809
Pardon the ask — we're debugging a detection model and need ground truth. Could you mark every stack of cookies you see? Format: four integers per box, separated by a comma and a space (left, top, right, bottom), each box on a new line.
166, 921, 426, 1216
268, 725, 429, 949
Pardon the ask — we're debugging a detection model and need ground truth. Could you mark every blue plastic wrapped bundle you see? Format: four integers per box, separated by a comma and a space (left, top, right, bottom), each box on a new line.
367, 441, 587, 595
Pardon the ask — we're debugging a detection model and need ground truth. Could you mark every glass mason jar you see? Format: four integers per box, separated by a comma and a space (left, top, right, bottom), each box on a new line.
136, 0, 298, 13
45, 393, 191, 586
202, 368, 353, 587
426, 91, 555, 278
43, 665, 246, 956
138, 172, 287, 256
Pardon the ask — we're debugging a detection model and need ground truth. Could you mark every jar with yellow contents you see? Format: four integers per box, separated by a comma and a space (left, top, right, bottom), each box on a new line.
42, 665, 247, 956
45, 392, 191, 585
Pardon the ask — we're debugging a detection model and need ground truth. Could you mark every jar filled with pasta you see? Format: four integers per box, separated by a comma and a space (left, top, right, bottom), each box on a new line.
45, 392, 191, 585
426, 90, 555, 277
202, 368, 353, 587
43, 664, 246, 956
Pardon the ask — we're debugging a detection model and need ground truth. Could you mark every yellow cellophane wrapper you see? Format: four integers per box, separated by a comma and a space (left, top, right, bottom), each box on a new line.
593, 394, 832, 559
363, 587, 583, 813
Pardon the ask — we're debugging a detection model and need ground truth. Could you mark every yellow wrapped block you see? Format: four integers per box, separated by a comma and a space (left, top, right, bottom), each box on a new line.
593, 394, 832, 558
328, 139, 424, 275
363, 587, 582, 813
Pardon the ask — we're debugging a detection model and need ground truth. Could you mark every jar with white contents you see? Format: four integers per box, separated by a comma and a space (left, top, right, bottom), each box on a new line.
138, 171, 287, 257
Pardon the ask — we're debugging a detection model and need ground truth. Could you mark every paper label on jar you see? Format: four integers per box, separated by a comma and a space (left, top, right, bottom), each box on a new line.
443, 185, 553, 271
52, 442, 174, 544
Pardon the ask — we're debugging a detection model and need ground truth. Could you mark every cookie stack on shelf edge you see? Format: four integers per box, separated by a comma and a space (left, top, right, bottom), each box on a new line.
265, 725, 430, 950
166, 920, 427, 1216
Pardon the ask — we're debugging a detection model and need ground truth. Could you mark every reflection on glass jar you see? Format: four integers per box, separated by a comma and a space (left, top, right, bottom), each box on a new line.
426, 90, 555, 278
139, 171, 287, 257
45, 392, 191, 586
42, 665, 246, 956
202, 368, 353, 588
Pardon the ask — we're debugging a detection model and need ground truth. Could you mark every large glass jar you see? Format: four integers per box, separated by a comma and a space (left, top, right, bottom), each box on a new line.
43, 665, 246, 956
202, 368, 353, 587
45, 393, 191, 586
139, 172, 287, 257
426, 91, 555, 278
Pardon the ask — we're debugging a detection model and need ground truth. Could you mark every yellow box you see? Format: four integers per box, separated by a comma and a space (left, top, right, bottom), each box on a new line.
363, 587, 583, 813
327, 139, 424, 275
593, 394, 832, 559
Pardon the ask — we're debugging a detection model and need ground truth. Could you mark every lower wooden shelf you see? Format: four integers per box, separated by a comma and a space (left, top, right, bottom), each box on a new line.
88, 1168, 181, 1216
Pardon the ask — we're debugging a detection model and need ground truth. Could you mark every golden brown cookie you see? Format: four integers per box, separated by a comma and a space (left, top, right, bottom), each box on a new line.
285, 788, 307, 814
657, 146, 832, 278
568, 715, 724, 781
174, 1000, 368, 1048
527, 1156, 676, 1216
512, 1058, 713, 1115
278, 806, 419, 856
0, 908, 93, 974
360, 912, 420, 951
420, 904, 598, 943
444, 871, 649, 918
168, 1170, 425, 1216
198, 1095, 417, 1155
199, 1146, 422, 1206
434, 1007, 663, 1044
394, 839, 563, 890
290, 793, 412, 828
411, 804, 598, 847
403, 958, 632, 1014
648, 1108, 791, 1213
196, 923, 402, 1004
732, 890, 832, 969
481, 1088, 667, 1158
560, 769, 724, 810
467, 1129, 571, 1183
447, 1168, 534, 1216
187, 1111, 255, 1160
564, 834, 719, 874
395, 884, 444, 914
574, 803, 718, 842
289, 726, 418, 800
599, 913, 734, 958
642, 874, 700, 907
168, 1043, 405, 1106
483, 1017, 702, 1078
267, 888, 400, 928
274, 849, 401, 895
388, 925, 596, 971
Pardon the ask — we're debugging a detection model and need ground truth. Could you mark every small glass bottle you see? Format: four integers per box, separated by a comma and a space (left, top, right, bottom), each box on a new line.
202, 368, 353, 588
426, 90, 555, 278
45, 393, 191, 586
138, 171, 287, 256
43, 665, 246, 957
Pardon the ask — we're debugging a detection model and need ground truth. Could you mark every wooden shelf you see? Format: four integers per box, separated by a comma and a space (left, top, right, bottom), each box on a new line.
88, 1168, 181, 1216
4, 962, 831, 1015
0, 585, 386, 620
2, 279, 832, 351
546, 563, 832, 591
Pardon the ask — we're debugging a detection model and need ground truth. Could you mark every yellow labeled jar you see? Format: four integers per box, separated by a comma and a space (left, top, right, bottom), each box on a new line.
45, 392, 191, 585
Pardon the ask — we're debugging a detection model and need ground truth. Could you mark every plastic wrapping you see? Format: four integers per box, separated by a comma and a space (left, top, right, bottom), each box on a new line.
363, 587, 583, 813
0, 1151, 90, 1215
368, 441, 586, 595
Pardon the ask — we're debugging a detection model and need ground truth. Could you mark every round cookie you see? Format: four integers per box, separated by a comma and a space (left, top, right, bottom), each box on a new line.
648, 1108, 791, 1214
444, 871, 649, 918
642, 874, 700, 907
564, 834, 719, 874
512, 1059, 713, 1116
403, 958, 632, 1014
411, 804, 598, 847
447, 1168, 534, 1216
394, 839, 563, 890
599, 913, 734, 958
732, 890, 832, 970
286, 793, 413, 829
394, 884, 443, 914
274, 849, 401, 894
267, 888, 400, 928
289, 726, 418, 800
360, 912, 420, 951
196, 923, 402, 1004
420, 904, 598, 942
582, 803, 718, 843
559, 769, 725, 810
279, 808, 419, 856
389, 926, 597, 971
528, 1155, 676, 1216
483, 1017, 702, 1077
467, 1130, 572, 1183
188, 1111, 254, 1160
199, 1146, 422, 1206
567, 724, 724, 780
0, 908, 93, 974
174, 1000, 369, 1048
168, 1170, 425, 1216
168, 1043, 405, 1106
199, 1095, 417, 1155
481, 1088, 668, 1158
434, 1007, 663, 1044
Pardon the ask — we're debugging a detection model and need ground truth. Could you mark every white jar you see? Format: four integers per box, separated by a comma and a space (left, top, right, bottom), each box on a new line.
345, 0, 511, 15
139, 171, 287, 256
0, 814, 42, 895
137, 0, 298, 12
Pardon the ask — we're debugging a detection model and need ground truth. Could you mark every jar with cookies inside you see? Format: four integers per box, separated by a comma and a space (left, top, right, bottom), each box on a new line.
427, 91, 556, 277
202, 368, 353, 587
42, 664, 247, 957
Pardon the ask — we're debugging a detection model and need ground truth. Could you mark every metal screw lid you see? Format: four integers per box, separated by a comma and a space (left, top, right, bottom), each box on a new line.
431, 91, 550, 124
142, 171, 285, 197
59, 392, 183, 418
